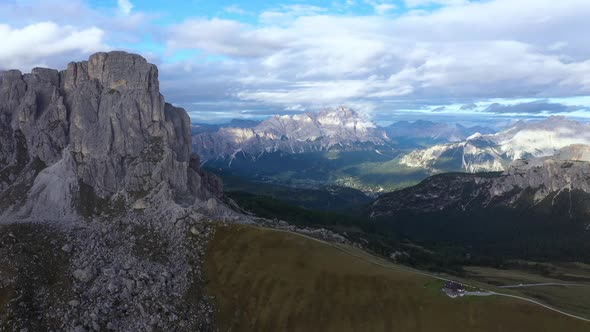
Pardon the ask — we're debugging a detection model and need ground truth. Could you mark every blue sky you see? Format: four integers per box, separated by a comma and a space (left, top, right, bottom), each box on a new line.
1, 0, 590, 126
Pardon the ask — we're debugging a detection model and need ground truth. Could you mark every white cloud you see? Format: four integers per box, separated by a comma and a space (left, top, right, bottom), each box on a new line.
167, 19, 286, 57
0, 22, 107, 70
375, 4, 396, 14
3, 0, 588, 122
365, 1, 397, 14
259, 5, 327, 25
549, 41, 568, 51
165, 0, 590, 114
117, 0, 134, 15
0, 0, 590, 121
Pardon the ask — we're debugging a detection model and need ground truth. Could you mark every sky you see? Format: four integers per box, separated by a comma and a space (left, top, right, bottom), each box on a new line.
1, 0, 590, 126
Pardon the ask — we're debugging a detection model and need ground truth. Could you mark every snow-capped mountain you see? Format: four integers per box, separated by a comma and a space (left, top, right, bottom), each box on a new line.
193, 107, 390, 160
400, 116, 590, 173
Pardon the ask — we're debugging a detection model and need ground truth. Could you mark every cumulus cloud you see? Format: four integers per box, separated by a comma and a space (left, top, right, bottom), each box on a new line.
0, 22, 107, 70
3, 0, 590, 122
163, 0, 590, 117
364, 1, 397, 14
167, 19, 285, 57
259, 5, 327, 25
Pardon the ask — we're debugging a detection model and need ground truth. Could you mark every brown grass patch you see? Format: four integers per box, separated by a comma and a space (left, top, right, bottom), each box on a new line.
204, 224, 590, 332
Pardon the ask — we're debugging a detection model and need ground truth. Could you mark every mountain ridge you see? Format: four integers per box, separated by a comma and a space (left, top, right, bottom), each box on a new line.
371, 144, 590, 218
192, 106, 390, 161
400, 116, 590, 173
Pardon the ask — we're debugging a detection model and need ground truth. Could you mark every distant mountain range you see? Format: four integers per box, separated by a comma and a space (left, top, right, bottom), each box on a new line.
372, 144, 590, 218
368, 144, 590, 263
191, 110, 496, 161
193, 107, 390, 161
192, 111, 590, 193
401, 116, 590, 173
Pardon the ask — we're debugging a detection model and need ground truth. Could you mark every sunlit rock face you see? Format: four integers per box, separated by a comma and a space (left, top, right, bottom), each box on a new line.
192, 106, 390, 161
0, 51, 222, 221
400, 116, 590, 173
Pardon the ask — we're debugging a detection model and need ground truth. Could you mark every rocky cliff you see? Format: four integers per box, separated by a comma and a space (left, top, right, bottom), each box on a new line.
0, 52, 231, 331
0, 51, 223, 221
192, 107, 390, 161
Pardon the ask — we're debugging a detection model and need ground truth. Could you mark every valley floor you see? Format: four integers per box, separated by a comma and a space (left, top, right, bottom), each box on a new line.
204, 224, 590, 332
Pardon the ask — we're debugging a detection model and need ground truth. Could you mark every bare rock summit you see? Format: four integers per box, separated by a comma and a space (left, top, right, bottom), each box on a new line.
0, 51, 223, 221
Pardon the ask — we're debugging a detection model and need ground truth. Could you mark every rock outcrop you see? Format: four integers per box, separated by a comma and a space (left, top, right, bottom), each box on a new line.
0, 51, 222, 221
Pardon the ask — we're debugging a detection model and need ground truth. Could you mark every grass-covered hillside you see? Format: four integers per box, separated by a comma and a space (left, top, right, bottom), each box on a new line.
204, 224, 590, 332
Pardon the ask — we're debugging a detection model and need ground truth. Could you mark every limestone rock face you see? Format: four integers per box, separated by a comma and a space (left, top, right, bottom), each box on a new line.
0, 51, 222, 220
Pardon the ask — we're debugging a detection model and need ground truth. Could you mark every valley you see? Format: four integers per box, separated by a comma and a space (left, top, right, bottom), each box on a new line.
194, 109, 590, 329
205, 148, 430, 194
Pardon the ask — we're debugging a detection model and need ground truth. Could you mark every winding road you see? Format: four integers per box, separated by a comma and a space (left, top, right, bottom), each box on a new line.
498, 282, 588, 289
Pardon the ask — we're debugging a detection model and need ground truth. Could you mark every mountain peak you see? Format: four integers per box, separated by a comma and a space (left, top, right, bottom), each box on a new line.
192, 106, 387, 160
0, 51, 223, 221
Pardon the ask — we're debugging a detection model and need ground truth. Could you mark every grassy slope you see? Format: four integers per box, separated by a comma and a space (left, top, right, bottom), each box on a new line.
204, 224, 590, 332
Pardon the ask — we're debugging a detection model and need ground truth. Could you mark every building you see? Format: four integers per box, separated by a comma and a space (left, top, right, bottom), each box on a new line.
441, 281, 466, 298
